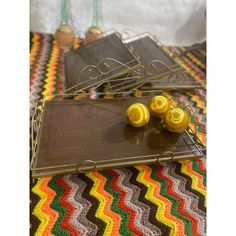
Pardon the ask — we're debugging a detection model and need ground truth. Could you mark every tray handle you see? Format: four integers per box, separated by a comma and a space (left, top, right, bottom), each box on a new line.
77, 160, 97, 173
157, 151, 174, 163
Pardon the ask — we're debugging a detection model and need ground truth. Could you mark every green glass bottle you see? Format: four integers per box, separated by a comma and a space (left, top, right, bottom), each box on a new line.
55, 0, 75, 49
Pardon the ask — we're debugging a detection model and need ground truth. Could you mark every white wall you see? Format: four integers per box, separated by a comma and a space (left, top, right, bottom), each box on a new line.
30, 0, 206, 46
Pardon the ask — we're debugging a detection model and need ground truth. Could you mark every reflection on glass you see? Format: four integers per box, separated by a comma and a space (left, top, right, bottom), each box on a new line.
147, 129, 180, 151
123, 116, 180, 149
123, 124, 146, 145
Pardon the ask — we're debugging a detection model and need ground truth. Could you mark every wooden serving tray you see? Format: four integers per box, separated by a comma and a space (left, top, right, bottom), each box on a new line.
31, 96, 205, 178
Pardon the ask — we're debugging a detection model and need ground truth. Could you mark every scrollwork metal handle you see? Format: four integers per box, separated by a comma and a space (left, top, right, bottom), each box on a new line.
145, 60, 174, 76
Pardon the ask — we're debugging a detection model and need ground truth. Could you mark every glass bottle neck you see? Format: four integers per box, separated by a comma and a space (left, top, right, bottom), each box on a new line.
61, 0, 68, 26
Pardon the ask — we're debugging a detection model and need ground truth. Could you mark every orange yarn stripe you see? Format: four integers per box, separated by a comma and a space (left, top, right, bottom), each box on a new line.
91, 171, 122, 235
42, 39, 59, 99
181, 161, 206, 208
190, 95, 206, 115
186, 52, 206, 70
199, 50, 206, 56
32, 179, 49, 235
141, 165, 186, 235
197, 133, 206, 147
39, 177, 59, 236
185, 161, 206, 195
30, 33, 40, 69
175, 58, 204, 86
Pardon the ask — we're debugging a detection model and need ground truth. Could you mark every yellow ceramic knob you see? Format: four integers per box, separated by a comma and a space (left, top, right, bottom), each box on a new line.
149, 95, 170, 117
163, 108, 190, 133
127, 103, 150, 127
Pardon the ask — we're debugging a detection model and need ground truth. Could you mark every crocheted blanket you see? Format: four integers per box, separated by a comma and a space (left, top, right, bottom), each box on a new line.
30, 32, 206, 236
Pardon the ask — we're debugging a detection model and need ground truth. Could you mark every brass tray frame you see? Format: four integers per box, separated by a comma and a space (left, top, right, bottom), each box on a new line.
112, 30, 203, 91
63, 31, 141, 93
63, 29, 203, 94
30, 91, 206, 178
66, 56, 202, 95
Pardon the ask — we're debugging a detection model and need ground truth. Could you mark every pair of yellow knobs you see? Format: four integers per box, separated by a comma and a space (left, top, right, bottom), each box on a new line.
126, 96, 190, 133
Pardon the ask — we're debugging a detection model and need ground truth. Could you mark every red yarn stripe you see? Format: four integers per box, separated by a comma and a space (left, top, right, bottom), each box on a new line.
107, 169, 145, 236
157, 165, 199, 236
30, 34, 45, 91
56, 176, 81, 236
92, 171, 122, 235
197, 159, 206, 173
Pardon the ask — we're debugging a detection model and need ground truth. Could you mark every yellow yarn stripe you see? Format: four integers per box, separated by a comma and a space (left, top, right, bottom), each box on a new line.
190, 95, 206, 114
180, 161, 206, 208
32, 179, 51, 236
86, 172, 114, 236
42, 39, 58, 100
175, 58, 204, 86
186, 52, 206, 69
189, 122, 206, 146
196, 132, 206, 146
30, 33, 39, 69
135, 166, 177, 236
200, 49, 206, 56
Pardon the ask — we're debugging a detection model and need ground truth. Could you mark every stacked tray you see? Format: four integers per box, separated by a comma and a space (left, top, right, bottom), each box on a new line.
63, 32, 140, 93
108, 35, 202, 91
63, 30, 203, 94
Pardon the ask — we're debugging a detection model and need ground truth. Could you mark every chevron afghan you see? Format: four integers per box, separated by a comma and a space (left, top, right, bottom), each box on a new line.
30, 32, 206, 236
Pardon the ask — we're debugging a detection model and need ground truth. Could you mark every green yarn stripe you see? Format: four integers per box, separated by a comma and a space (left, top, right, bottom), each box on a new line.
30, 34, 44, 77
149, 165, 193, 236
48, 176, 70, 236
192, 160, 206, 187
100, 170, 134, 236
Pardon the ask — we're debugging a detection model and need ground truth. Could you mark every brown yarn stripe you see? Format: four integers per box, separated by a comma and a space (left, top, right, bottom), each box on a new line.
127, 166, 171, 235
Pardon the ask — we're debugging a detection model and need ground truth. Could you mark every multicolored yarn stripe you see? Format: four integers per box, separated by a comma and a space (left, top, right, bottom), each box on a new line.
30, 32, 206, 236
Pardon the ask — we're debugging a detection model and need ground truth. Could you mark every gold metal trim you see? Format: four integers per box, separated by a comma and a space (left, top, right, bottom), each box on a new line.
32, 153, 204, 179
74, 57, 141, 92
31, 148, 205, 172
158, 151, 174, 163
108, 63, 183, 91
30, 99, 45, 169
76, 160, 97, 173
30, 92, 206, 179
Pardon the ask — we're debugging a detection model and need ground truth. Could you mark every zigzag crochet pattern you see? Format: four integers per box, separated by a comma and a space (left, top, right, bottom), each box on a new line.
30, 32, 206, 236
